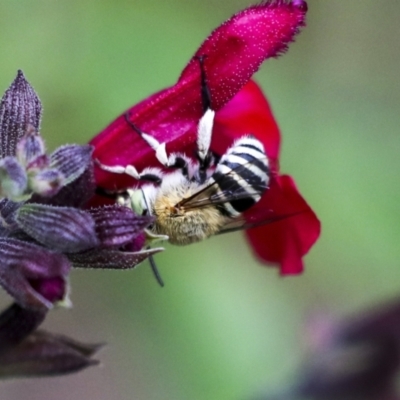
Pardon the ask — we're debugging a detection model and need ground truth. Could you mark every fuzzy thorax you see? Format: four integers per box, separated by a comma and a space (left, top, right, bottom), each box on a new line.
151, 181, 227, 245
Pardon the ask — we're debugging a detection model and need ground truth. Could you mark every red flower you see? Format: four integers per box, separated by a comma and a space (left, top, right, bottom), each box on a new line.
90, 0, 320, 275
214, 81, 320, 274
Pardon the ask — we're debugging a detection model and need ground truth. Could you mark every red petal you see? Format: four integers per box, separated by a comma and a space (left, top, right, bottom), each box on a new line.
211, 79, 319, 273
180, 0, 307, 110
91, 1, 307, 190
245, 175, 321, 275
213, 80, 281, 162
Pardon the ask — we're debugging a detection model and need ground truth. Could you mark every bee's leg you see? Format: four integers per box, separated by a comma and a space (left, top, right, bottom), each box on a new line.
124, 113, 192, 180
197, 108, 215, 168
166, 153, 192, 179
195, 55, 216, 182
124, 113, 170, 167
95, 158, 163, 185
148, 253, 164, 287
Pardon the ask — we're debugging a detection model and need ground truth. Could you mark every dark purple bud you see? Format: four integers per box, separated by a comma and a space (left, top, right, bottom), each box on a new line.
16, 124, 46, 168
0, 71, 41, 158
273, 300, 400, 400
0, 303, 46, 357
16, 204, 99, 253
30, 169, 64, 197
123, 231, 146, 252
0, 156, 28, 199
343, 300, 400, 342
69, 247, 163, 270
29, 276, 66, 304
88, 206, 153, 248
0, 238, 70, 310
0, 329, 103, 379
50, 144, 93, 186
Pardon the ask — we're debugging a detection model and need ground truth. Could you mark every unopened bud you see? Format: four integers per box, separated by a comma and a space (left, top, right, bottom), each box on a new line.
29, 169, 64, 197
0, 156, 28, 200
16, 125, 46, 168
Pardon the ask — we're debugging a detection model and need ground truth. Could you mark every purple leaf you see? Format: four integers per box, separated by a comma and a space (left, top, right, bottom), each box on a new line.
69, 247, 163, 269
50, 144, 93, 186
88, 206, 153, 248
0, 303, 46, 356
0, 329, 103, 378
16, 204, 99, 253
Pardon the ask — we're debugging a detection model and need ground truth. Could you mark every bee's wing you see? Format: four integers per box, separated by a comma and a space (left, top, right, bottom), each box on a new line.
216, 210, 305, 234
179, 180, 269, 210
218, 174, 312, 234
177, 158, 269, 210
177, 163, 306, 234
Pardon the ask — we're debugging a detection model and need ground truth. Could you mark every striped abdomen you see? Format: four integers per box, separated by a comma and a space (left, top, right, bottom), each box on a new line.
210, 135, 269, 217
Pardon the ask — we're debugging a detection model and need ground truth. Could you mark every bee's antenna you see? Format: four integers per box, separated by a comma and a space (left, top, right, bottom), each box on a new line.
124, 112, 145, 136
196, 55, 212, 112
148, 252, 165, 287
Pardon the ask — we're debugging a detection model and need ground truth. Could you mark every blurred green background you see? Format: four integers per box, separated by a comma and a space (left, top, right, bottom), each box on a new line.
1, 1, 400, 399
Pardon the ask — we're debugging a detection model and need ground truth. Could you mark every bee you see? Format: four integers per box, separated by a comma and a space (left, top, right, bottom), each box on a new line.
114, 132, 269, 245
96, 56, 270, 283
